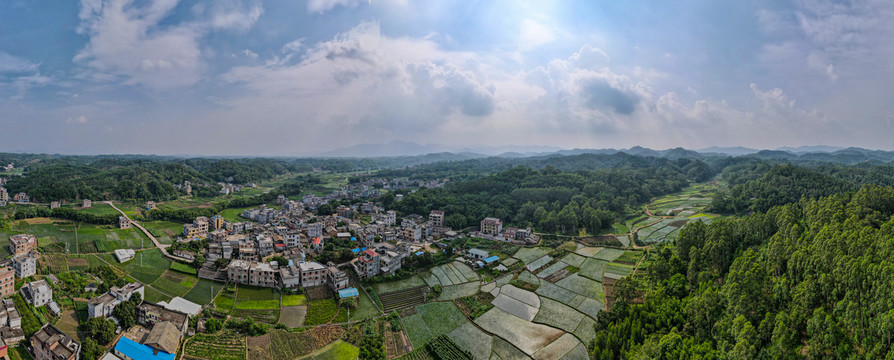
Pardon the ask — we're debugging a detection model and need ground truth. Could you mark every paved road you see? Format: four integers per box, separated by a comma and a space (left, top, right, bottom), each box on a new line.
104, 201, 194, 263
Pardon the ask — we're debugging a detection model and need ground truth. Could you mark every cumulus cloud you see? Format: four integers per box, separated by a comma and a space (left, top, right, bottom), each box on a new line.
243, 49, 258, 59
74, 0, 262, 89
220, 22, 495, 141
66, 115, 89, 124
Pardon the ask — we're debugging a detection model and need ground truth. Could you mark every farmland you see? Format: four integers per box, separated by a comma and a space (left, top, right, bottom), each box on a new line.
403, 301, 468, 349
184, 330, 246, 360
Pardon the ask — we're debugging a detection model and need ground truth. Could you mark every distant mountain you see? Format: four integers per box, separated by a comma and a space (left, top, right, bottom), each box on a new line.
777, 145, 845, 154
320, 141, 562, 157
697, 146, 759, 156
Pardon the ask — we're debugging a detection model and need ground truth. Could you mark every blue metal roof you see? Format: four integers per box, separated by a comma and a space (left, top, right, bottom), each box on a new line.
338, 287, 360, 298
115, 337, 176, 360
415, 251, 424, 256
350, 237, 357, 241
484, 256, 500, 263
352, 248, 361, 253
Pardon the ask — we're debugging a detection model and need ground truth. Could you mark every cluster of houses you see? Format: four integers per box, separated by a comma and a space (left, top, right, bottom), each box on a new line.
475, 217, 540, 245
0, 187, 29, 206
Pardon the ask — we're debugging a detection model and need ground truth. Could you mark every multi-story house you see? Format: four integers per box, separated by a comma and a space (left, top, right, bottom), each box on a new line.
279, 265, 301, 289
307, 223, 323, 238
20, 280, 52, 307
210, 215, 225, 230
480, 217, 503, 235
298, 262, 327, 287
13, 193, 29, 203
12, 252, 37, 278
327, 266, 349, 292
8, 234, 36, 257
429, 210, 445, 227
82, 199, 91, 208
31, 324, 80, 360
0, 267, 14, 298
137, 302, 189, 334
88, 282, 144, 318
353, 249, 381, 279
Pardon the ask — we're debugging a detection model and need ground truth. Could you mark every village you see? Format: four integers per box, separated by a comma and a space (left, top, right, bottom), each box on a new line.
0, 175, 544, 360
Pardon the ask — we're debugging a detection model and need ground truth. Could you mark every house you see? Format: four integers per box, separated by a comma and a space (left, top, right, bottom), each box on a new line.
279, 266, 301, 289
429, 210, 445, 227
146, 201, 156, 210
380, 251, 404, 275
88, 282, 144, 318
47, 301, 61, 317
480, 218, 503, 235
307, 223, 323, 238
50, 201, 60, 210
327, 266, 349, 292
338, 287, 359, 299
8, 234, 36, 257
11, 252, 37, 279
114, 249, 136, 262
353, 249, 380, 279
311, 237, 324, 252
468, 248, 489, 260
158, 297, 201, 317
21, 280, 52, 307
31, 323, 80, 360
82, 199, 92, 208
298, 261, 327, 287
119, 216, 131, 229
137, 302, 189, 334
144, 321, 182, 355
0, 267, 13, 298
13, 193, 29, 203
210, 215, 225, 230
113, 337, 175, 360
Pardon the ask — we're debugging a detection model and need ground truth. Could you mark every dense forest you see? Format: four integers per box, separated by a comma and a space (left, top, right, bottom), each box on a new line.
593, 185, 894, 359
389, 159, 709, 233
710, 163, 894, 213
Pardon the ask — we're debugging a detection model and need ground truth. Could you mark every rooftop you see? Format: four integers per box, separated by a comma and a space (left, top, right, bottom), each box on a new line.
115, 336, 175, 360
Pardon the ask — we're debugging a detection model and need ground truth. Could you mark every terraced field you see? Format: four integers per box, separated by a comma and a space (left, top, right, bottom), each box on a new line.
380, 285, 430, 313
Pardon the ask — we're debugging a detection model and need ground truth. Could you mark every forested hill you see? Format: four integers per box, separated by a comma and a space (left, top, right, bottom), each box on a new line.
710, 163, 894, 213
388, 161, 705, 233
595, 185, 894, 359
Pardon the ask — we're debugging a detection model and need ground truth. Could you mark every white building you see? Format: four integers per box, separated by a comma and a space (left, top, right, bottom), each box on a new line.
12, 252, 36, 278
88, 282, 145, 318
114, 249, 136, 262
21, 280, 52, 307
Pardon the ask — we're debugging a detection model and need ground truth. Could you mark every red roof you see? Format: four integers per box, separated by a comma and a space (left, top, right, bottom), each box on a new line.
312, 238, 322, 245
364, 249, 379, 257
274, 244, 286, 248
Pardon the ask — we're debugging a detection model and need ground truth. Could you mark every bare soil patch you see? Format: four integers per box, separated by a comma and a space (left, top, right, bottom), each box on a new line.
279, 306, 307, 328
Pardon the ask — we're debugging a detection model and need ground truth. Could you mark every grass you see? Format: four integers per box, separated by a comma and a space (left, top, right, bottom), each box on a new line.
220, 207, 252, 223
141, 221, 183, 244
118, 248, 170, 283
282, 295, 307, 306
237, 285, 278, 301
235, 300, 281, 310
150, 270, 197, 297
144, 286, 173, 304
214, 293, 236, 314
371, 275, 427, 294
304, 299, 338, 325
170, 261, 198, 275
303, 340, 358, 360
350, 294, 380, 320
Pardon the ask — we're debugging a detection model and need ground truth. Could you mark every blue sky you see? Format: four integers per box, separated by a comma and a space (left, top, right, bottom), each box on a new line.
1, 0, 893, 155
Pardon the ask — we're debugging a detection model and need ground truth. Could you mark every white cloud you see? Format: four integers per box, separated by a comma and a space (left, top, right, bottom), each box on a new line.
66, 115, 88, 124
307, 0, 365, 14
74, 0, 262, 89
243, 49, 258, 59
518, 19, 555, 51
0, 52, 39, 73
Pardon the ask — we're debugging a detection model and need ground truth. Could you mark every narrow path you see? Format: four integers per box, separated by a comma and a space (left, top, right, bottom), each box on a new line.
104, 201, 194, 263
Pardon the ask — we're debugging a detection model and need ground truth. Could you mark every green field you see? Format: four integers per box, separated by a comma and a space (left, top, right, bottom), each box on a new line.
151, 270, 197, 297
404, 301, 468, 348
220, 207, 251, 223
282, 295, 307, 306
117, 249, 170, 284
300, 340, 359, 360
142, 221, 183, 245
184, 279, 225, 305
144, 286, 172, 304
350, 294, 380, 321
304, 299, 338, 325
371, 275, 427, 294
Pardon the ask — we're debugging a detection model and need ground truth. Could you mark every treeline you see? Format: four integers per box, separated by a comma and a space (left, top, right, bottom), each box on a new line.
3, 158, 304, 202
593, 185, 894, 359
390, 161, 705, 234
711, 163, 894, 213
13, 206, 118, 224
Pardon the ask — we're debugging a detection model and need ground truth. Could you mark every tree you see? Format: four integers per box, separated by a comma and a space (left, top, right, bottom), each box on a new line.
86, 317, 116, 345
192, 254, 206, 269
215, 258, 230, 269
81, 338, 105, 360
112, 293, 142, 329
205, 318, 223, 333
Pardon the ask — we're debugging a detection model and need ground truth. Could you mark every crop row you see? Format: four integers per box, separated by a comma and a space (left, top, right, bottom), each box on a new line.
424, 335, 473, 360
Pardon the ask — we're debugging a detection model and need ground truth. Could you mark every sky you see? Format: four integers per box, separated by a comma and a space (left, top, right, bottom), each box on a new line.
1, 0, 893, 156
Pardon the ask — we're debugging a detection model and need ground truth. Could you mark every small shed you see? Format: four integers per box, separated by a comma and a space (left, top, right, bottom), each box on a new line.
338, 287, 360, 298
